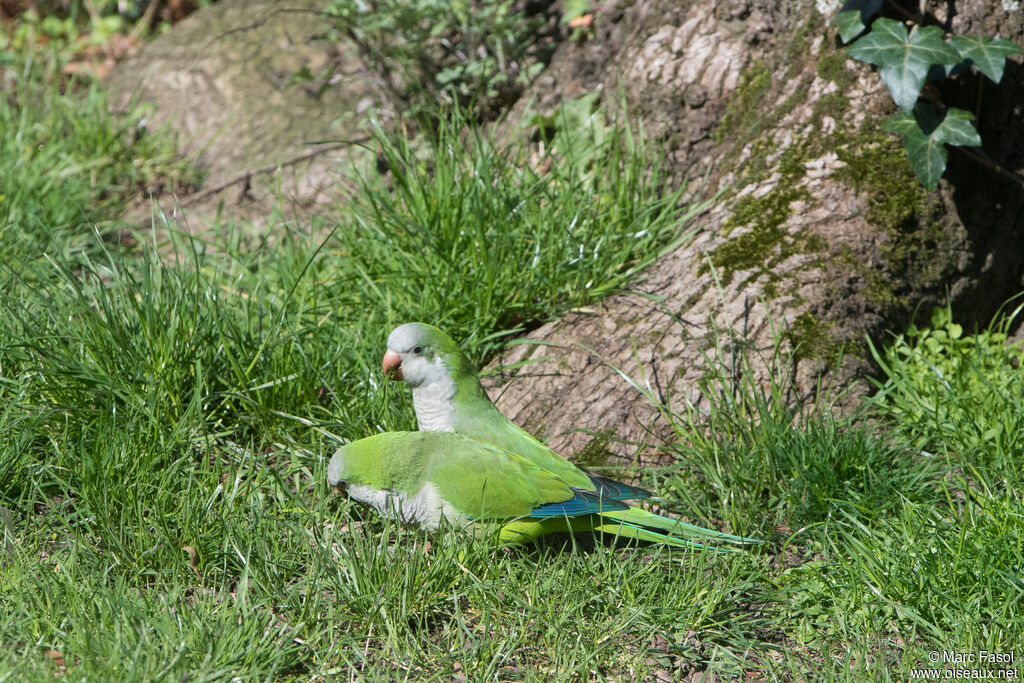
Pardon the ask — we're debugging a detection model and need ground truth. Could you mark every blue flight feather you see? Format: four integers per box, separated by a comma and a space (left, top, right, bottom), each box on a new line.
528, 488, 629, 518
587, 473, 652, 500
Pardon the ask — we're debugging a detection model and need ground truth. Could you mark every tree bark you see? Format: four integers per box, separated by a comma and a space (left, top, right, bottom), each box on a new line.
104, 0, 387, 231
484, 0, 1024, 459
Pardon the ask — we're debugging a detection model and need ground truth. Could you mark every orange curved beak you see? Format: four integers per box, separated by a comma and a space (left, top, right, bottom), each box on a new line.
382, 349, 403, 381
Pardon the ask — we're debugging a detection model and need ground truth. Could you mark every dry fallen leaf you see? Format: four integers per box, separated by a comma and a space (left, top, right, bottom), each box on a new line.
183, 545, 202, 581
568, 13, 594, 29
44, 648, 66, 672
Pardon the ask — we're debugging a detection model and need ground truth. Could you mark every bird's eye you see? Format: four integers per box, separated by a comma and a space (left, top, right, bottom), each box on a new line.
412, 346, 424, 355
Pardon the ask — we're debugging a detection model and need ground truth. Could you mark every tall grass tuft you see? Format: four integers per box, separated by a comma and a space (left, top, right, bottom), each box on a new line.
327, 108, 706, 366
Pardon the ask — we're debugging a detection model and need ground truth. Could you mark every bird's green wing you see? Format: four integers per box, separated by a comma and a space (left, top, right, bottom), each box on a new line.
328, 431, 627, 522
449, 373, 652, 499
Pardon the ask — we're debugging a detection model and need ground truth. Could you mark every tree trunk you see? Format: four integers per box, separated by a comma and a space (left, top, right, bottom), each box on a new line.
104, 0, 390, 232
484, 0, 1024, 459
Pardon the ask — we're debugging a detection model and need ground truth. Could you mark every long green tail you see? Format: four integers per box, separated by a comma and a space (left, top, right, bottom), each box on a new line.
497, 510, 759, 550
601, 507, 760, 545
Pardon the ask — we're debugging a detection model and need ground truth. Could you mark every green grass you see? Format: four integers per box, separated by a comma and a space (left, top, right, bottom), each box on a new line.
0, 50, 192, 266
326, 109, 699, 366
619, 321, 1023, 678
1, 28, 1022, 681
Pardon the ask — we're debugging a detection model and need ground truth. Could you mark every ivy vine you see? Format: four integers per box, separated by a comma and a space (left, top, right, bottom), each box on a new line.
837, 0, 1023, 189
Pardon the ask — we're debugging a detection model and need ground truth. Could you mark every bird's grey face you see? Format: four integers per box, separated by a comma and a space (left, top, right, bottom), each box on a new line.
383, 323, 451, 389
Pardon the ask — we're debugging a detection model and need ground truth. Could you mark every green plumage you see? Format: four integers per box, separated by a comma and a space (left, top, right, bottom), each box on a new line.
364, 322, 759, 548
328, 431, 757, 549
329, 431, 578, 521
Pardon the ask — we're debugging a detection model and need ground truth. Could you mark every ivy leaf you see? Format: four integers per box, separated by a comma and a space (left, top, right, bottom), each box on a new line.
885, 105, 981, 189
835, 0, 883, 44
847, 18, 962, 110
948, 35, 1024, 83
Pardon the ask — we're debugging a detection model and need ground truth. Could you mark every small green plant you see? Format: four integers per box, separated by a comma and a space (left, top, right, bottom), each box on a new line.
561, 0, 596, 41
868, 303, 1024, 462
323, 0, 546, 119
836, 1, 1022, 189
0, 0, 208, 53
0, 7, 124, 61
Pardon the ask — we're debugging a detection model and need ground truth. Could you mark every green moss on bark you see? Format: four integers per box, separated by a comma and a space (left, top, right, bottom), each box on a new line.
573, 431, 616, 468
713, 64, 772, 145
785, 311, 838, 363
816, 52, 858, 89
833, 125, 952, 310
705, 33, 960, 370
701, 183, 818, 297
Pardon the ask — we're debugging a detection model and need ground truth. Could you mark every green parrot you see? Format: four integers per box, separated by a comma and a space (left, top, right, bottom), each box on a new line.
382, 322, 650, 500
327, 431, 755, 548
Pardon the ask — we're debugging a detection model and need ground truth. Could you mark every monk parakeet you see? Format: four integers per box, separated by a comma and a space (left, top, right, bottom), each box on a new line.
382, 322, 650, 500
327, 431, 755, 548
